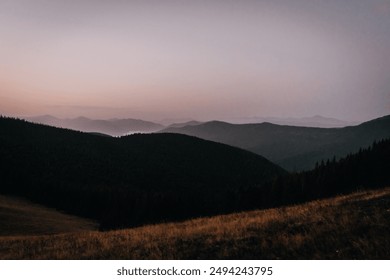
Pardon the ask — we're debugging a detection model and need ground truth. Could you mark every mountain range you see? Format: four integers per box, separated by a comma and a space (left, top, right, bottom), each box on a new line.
25, 114, 358, 137
237, 115, 358, 128
24, 114, 390, 171
160, 115, 390, 171
27, 115, 164, 136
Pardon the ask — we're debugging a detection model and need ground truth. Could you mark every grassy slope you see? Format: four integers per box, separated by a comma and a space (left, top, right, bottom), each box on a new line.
0, 195, 98, 237
1, 187, 389, 259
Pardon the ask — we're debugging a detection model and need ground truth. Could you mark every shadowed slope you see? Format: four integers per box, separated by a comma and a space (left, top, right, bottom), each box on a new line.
0, 195, 97, 236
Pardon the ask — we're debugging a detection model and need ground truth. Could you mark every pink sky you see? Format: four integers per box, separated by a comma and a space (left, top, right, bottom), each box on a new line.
1, 0, 389, 122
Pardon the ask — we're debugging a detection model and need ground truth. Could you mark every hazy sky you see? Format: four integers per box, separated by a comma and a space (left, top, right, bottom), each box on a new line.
1, 0, 389, 122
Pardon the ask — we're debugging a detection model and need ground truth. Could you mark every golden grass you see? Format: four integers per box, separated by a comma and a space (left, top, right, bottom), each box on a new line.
1, 188, 390, 259
0, 195, 98, 237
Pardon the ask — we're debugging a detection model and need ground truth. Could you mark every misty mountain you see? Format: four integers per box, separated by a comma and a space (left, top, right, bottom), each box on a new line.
160, 115, 390, 171
239, 115, 358, 128
0, 117, 285, 229
167, 120, 203, 128
27, 115, 164, 136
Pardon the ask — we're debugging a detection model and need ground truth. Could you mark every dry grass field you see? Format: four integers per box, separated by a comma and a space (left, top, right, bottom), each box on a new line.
0, 195, 98, 236
0, 188, 389, 259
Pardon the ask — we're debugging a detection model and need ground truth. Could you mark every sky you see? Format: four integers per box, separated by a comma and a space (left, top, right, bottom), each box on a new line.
0, 0, 389, 122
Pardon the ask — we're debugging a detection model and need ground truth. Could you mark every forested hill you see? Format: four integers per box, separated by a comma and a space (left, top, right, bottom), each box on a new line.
0, 117, 285, 229
160, 115, 390, 171
260, 138, 390, 207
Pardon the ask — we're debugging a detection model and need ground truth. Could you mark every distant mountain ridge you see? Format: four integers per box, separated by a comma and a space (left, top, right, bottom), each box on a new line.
167, 120, 203, 128
160, 115, 390, 171
24, 114, 357, 136
27, 115, 164, 136
237, 115, 358, 128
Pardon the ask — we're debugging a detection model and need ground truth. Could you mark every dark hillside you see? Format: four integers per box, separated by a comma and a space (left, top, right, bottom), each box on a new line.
250, 138, 390, 209
0, 117, 285, 229
0, 195, 97, 236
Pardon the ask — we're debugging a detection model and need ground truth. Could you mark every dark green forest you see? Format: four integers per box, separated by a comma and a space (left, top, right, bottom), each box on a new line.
0, 116, 389, 230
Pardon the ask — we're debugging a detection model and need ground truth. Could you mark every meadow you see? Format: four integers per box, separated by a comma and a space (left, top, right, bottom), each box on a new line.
1, 187, 389, 259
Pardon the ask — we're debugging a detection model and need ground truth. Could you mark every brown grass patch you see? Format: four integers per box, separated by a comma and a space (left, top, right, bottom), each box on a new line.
1, 188, 390, 259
